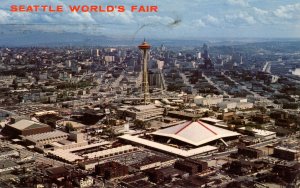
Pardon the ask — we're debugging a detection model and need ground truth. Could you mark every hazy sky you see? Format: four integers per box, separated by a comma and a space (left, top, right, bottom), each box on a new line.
1, 0, 300, 39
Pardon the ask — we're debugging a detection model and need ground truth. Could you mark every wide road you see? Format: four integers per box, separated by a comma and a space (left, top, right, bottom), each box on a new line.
202, 74, 229, 96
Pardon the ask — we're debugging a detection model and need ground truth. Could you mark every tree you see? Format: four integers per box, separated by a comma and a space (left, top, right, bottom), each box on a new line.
258, 106, 267, 114
65, 122, 75, 132
245, 126, 253, 132
134, 119, 150, 129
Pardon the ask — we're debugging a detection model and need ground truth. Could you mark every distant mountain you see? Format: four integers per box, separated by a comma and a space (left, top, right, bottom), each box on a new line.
0, 31, 114, 47
1, 30, 300, 47
0, 31, 209, 47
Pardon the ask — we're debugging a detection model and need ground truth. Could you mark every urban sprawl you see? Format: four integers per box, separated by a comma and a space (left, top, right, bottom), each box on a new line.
0, 40, 299, 188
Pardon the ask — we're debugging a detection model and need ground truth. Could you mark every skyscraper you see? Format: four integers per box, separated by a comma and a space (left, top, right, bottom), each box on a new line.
202, 43, 209, 60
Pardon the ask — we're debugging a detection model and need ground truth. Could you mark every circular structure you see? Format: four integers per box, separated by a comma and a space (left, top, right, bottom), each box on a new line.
138, 40, 151, 50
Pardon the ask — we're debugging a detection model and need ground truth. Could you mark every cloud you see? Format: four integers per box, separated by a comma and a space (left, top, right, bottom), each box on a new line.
0, 9, 41, 24
193, 19, 206, 27
273, 3, 300, 19
227, 0, 249, 7
137, 15, 174, 25
225, 12, 256, 25
68, 12, 95, 23
193, 12, 257, 28
204, 15, 219, 26
247, 3, 300, 25
1, 0, 300, 39
0, 10, 11, 23
253, 7, 268, 15
103, 10, 135, 24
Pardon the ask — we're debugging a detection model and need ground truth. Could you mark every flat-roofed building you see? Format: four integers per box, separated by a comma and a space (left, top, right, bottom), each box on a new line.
2, 119, 51, 137
131, 155, 176, 171
0, 160, 20, 174
82, 145, 137, 159
238, 127, 276, 141
236, 102, 253, 109
118, 104, 164, 121
273, 147, 299, 161
95, 161, 128, 180
238, 146, 263, 158
46, 166, 71, 179
147, 167, 187, 184
194, 95, 223, 106
218, 101, 237, 110
167, 111, 200, 120
48, 149, 84, 163
25, 130, 69, 146
174, 159, 208, 175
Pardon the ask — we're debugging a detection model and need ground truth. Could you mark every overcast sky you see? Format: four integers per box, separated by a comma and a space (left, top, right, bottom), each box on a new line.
1, 0, 300, 39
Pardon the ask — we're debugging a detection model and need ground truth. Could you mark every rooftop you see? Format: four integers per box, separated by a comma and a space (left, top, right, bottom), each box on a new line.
239, 127, 276, 136
129, 104, 159, 112
200, 117, 223, 123
0, 159, 19, 169
48, 149, 84, 162
275, 146, 299, 153
25, 130, 69, 142
8, 119, 49, 131
82, 145, 136, 159
119, 134, 218, 157
152, 121, 240, 146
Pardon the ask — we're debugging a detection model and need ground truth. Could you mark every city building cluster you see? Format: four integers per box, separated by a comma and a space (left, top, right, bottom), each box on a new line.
0, 40, 299, 188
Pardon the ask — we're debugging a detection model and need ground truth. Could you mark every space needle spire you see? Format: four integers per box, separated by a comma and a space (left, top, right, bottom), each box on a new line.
138, 39, 151, 104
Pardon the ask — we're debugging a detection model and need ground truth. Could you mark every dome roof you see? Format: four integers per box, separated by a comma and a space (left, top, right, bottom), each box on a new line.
194, 96, 203, 99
